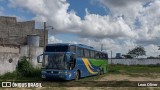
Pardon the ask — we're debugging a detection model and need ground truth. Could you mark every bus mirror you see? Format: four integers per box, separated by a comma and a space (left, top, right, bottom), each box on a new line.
37, 54, 43, 63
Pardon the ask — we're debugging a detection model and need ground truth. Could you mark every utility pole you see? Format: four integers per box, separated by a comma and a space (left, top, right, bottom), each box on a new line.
43, 22, 54, 48
44, 22, 46, 47
111, 50, 112, 65
101, 44, 103, 51
43, 22, 46, 67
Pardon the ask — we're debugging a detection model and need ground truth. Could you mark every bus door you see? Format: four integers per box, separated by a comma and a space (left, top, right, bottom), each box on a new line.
68, 54, 77, 79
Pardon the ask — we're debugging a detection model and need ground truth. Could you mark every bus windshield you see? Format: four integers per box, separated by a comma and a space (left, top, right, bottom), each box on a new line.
42, 53, 67, 70
45, 46, 68, 52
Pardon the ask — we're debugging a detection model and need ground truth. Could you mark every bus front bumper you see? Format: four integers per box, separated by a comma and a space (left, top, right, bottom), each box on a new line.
41, 73, 70, 80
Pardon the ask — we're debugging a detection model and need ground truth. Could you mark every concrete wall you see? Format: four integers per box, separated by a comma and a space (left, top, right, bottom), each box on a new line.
0, 45, 43, 75
0, 45, 20, 75
20, 46, 43, 67
0, 16, 47, 46
0, 45, 19, 53
0, 16, 46, 75
0, 53, 19, 75
108, 59, 160, 65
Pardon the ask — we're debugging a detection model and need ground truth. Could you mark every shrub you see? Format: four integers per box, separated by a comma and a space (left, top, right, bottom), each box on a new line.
17, 56, 40, 77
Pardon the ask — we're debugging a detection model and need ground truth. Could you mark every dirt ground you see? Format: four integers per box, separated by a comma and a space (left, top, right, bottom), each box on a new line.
67, 73, 160, 90
98, 74, 160, 81
1, 74, 160, 90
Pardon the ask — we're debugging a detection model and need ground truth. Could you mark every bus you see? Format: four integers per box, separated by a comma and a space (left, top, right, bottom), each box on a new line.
37, 43, 108, 80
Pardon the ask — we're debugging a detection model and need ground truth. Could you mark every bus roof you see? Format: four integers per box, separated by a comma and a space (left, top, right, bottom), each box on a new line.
47, 43, 93, 49
47, 43, 75, 46
47, 43, 107, 54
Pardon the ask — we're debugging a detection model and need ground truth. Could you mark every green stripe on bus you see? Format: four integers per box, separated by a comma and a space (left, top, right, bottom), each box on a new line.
89, 59, 108, 73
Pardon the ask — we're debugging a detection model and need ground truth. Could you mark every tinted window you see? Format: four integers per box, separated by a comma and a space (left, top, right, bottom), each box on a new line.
70, 46, 76, 53
84, 49, 90, 57
45, 46, 68, 52
78, 48, 84, 57
105, 54, 108, 59
42, 53, 67, 69
101, 53, 105, 59
90, 50, 95, 58
99, 53, 103, 59
95, 52, 99, 59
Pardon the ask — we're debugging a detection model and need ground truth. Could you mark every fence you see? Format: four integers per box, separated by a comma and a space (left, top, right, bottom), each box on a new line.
108, 59, 160, 65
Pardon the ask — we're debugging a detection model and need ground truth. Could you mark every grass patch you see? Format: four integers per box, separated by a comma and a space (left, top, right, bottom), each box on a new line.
1, 63, 160, 81
0, 71, 17, 80
0, 69, 41, 81
0, 56, 41, 81
81, 65, 160, 80
108, 65, 160, 74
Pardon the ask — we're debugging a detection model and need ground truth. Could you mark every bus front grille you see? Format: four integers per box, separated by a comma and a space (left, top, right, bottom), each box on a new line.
46, 71, 59, 74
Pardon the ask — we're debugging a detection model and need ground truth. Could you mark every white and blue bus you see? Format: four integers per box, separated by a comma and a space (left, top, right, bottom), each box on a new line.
37, 43, 108, 80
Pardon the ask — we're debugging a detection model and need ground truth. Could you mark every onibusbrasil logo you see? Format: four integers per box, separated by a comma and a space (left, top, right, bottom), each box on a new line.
1, 82, 42, 88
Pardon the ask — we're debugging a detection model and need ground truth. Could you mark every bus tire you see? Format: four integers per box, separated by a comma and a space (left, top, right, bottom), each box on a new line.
98, 69, 101, 75
75, 70, 80, 80
101, 68, 104, 74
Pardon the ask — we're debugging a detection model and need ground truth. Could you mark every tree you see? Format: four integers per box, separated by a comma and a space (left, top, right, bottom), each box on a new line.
128, 46, 146, 58
158, 46, 160, 50
147, 56, 156, 59
122, 54, 133, 59
158, 46, 160, 58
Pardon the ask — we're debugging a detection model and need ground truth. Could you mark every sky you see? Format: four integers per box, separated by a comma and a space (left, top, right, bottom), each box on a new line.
0, 0, 160, 57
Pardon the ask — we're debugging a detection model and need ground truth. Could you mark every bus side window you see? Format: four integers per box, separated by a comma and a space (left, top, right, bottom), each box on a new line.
99, 53, 102, 59
101, 53, 104, 59
102, 53, 105, 59
78, 47, 84, 57
84, 49, 90, 58
95, 52, 99, 59
105, 54, 108, 59
70, 46, 76, 53
69, 54, 76, 70
90, 50, 95, 58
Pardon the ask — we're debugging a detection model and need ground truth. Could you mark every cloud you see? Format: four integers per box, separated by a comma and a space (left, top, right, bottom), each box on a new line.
81, 11, 136, 39
0, 2, 26, 21
145, 44, 160, 56
77, 37, 138, 57
8, 0, 136, 40
99, 0, 160, 44
99, 0, 153, 7
48, 36, 62, 44
78, 37, 160, 57
6, 0, 160, 56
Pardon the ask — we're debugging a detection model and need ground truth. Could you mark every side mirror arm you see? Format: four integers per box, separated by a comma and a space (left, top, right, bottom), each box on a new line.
37, 54, 43, 63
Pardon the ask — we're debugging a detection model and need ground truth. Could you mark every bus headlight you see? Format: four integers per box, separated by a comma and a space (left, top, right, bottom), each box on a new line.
42, 75, 46, 78
59, 71, 68, 74
41, 71, 46, 73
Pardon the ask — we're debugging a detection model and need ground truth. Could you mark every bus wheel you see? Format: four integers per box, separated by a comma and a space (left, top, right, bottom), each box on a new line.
98, 69, 101, 75
75, 71, 80, 80
101, 68, 104, 74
